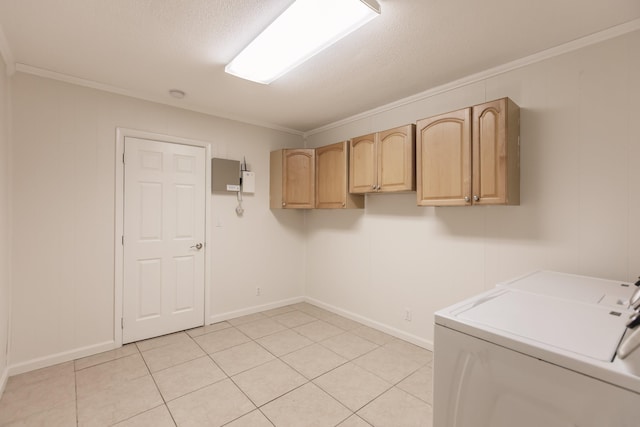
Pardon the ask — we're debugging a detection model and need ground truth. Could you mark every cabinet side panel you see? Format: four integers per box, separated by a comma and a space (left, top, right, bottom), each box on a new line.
506, 98, 521, 205
344, 141, 365, 208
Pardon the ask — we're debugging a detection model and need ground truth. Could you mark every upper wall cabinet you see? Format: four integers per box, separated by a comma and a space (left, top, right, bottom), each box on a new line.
349, 124, 416, 194
416, 97, 520, 206
315, 141, 364, 209
270, 148, 315, 209
472, 98, 520, 205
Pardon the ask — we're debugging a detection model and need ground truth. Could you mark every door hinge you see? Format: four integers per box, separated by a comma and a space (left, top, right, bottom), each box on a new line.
121, 318, 124, 329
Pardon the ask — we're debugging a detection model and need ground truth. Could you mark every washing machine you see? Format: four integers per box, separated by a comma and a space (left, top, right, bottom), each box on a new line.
434, 271, 640, 427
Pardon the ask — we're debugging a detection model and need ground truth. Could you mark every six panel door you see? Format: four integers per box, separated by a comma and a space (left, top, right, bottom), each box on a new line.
123, 137, 206, 343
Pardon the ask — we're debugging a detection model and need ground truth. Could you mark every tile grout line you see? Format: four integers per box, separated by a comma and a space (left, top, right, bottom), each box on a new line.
73, 364, 79, 427
3, 303, 434, 426
135, 340, 178, 427
218, 311, 357, 425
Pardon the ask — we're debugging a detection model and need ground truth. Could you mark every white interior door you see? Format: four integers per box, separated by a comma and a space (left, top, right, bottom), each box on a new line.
123, 137, 206, 343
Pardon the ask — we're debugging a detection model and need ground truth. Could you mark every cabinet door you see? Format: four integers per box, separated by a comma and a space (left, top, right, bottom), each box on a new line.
283, 149, 315, 209
378, 124, 416, 192
472, 98, 520, 205
316, 142, 347, 208
416, 108, 471, 206
349, 133, 377, 193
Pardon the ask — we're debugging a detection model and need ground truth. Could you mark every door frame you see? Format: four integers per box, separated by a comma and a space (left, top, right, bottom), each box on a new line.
115, 128, 212, 346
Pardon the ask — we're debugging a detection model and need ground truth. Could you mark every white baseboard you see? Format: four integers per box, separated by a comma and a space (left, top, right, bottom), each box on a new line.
7, 340, 117, 377
4, 295, 432, 379
7, 297, 306, 378
207, 296, 305, 324
305, 297, 434, 351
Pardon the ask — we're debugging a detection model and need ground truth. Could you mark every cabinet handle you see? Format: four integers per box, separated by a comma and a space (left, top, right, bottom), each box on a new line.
473, 195, 480, 202
464, 196, 470, 202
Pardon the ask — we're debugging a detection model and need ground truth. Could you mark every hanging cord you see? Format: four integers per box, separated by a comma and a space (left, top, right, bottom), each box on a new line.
235, 190, 244, 216
236, 157, 247, 216
236, 156, 247, 216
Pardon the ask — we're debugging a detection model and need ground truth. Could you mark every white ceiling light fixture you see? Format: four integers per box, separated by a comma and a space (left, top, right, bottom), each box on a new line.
225, 0, 381, 84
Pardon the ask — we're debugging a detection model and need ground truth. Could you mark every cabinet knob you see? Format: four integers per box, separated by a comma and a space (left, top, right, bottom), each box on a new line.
282, 202, 286, 207
342, 203, 346, 208
464, 196, 470, 202
371, 184, 376, 189
473, 195, 480, 202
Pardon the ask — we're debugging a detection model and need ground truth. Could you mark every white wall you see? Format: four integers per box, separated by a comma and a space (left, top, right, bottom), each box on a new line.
0, 51, 11, 392
305, 30, 640, 348
9, 73, 305, 370
6, 28, 640, 373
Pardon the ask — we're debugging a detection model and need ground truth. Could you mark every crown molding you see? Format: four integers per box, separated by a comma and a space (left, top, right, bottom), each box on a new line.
13, 63, 304, 136
305, 18, 640, 137
7, 17, 640, 137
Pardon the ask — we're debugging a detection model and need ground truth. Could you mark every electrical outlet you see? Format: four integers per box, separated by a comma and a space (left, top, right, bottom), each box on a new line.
256, 287, 261, 296
404, 308, 412, 322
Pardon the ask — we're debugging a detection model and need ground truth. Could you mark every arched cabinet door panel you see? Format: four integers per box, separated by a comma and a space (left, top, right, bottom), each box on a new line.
270, 148, 315, 209
416, 97, 519, 207
349, 124, 415, 194
316, 141, 364, 209
417, 108, 471, 206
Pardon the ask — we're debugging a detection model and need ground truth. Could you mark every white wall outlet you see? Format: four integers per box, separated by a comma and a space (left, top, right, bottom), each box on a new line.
404, 308, 412, 322
256, 287, 261, 296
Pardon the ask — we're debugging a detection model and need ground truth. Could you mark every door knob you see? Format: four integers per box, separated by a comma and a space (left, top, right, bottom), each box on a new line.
190, 243, 203, 250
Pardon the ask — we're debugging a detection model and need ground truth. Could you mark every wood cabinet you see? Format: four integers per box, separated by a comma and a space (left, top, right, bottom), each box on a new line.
472, 98, 520, 206
315, 141, 364, 209
270, 149, 315, 209
416, 97, 519, 206
349, 124, 416, 194
416, 108, 471, 206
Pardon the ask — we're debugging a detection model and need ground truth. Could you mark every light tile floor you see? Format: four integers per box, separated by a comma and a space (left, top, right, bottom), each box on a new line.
0, 303, 433, 427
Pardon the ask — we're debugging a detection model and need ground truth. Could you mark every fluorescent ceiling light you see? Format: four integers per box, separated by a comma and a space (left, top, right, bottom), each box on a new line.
225, 0, 381, 84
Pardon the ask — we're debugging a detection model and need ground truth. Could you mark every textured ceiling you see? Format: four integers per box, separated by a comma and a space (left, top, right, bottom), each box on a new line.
1, 0, 639, 133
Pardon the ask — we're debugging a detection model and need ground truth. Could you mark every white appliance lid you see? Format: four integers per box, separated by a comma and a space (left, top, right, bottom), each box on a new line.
454, 290, 629, 362
497, 271, 633, 307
